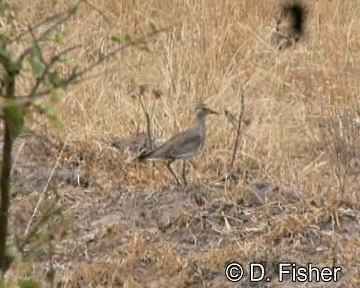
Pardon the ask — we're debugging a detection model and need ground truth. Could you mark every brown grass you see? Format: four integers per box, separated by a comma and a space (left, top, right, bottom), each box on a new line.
3, 0, 360, 287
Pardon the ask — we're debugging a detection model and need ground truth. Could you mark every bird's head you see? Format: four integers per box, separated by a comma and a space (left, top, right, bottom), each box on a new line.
195, 105, 218, 118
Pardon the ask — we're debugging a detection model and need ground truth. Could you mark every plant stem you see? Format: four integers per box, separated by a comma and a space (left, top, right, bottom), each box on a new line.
0, 74, 16, 274
229, 89, 245, 170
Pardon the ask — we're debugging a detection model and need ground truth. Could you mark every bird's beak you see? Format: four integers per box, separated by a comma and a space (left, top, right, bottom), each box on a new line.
206, 108, 218, 115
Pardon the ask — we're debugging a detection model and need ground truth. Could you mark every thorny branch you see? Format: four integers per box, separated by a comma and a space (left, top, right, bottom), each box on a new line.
14, 23, 177, 101
0, 0, 175, 274
16, 3, 79, 64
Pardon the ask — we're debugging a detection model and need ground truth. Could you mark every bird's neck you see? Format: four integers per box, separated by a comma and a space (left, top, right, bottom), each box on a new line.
197, 116, 206, 137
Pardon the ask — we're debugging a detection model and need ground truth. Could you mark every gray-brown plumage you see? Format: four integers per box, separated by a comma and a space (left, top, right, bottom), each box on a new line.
138, 105, 217, 185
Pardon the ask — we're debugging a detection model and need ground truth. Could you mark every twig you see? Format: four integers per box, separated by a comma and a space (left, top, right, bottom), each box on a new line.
138, 94, 154, 150
8, 10, 68, 45
10, 140, 26, 174
14, 21, 179, 102
19, 205, 61, 252
72, 23, 178, 81
0, 66, 16, 273
16, 3, 79, 65
24, 139, 68, 236
80, 0, 113, 25
26, 24, 82, 98
28, 45, 81, 99
17, 23, 178, 102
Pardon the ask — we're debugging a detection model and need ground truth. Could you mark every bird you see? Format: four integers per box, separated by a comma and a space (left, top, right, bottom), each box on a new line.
138, 105, 218, 185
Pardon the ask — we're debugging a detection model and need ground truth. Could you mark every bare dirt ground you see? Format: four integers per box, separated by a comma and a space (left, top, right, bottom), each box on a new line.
2, 0, 360, 287
7, 128, 359, 287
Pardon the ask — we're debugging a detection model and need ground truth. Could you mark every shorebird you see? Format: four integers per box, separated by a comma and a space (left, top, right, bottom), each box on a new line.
138, 105, 218, 185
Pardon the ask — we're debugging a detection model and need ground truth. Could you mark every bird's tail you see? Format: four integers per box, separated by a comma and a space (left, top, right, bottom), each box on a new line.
137, 149, 151, 162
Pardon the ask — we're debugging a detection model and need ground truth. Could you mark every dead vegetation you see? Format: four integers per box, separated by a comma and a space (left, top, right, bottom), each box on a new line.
1, 0, 359, 287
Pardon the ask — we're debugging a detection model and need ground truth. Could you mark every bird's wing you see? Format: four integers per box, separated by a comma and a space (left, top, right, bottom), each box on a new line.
141, 128, 203, 160
165, 130, 203, 158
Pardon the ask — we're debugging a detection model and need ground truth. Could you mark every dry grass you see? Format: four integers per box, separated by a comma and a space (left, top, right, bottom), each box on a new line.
2, 0, 359, 287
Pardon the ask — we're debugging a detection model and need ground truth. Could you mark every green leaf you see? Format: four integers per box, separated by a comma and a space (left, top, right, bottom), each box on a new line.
111, 34, 151, 52
0, 33, 9, 48
17, 278, 42, 288
224, 110, 237, 129
0, 49, 20, 74
111, 33, 133, 44
29, 44, 44, 77
54, 31, 64, 44
138, 37, 151, 52
4, 100, 24, 139
34, 103, 63, 129
48, 70, 62, 88
49, 89, 61, 103
243, 118, 251, 126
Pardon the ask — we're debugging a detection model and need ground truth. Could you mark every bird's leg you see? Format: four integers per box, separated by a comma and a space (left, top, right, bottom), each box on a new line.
182, 160, 187, 186
166, 159, 181, 185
